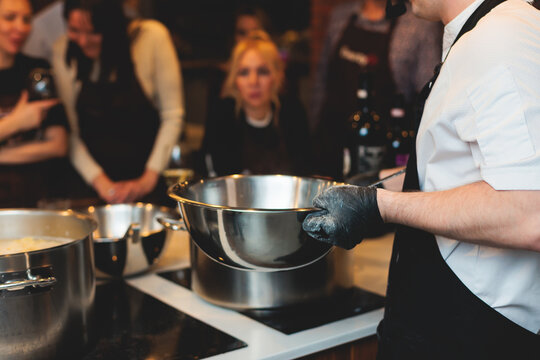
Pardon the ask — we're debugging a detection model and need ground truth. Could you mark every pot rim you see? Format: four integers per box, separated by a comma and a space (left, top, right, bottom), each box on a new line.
84, 202, 176, 214
168, 174, 342, 213
83, 202, 178, 242
0, 208, 97, 258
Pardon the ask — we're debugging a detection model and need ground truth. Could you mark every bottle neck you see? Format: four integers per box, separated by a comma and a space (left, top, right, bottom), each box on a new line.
355, 71, 373, 112
356, 93, 371, 112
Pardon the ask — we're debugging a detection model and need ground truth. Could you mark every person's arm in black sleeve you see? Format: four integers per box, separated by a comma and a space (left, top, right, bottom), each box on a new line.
310, 16, 337, 133
199, 98, 220, 177
200, 98, 240, 177
281, 97, 314, 176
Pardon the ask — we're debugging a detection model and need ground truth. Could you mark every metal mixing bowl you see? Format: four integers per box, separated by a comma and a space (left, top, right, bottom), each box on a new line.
82, 203, 177, 278
168, 175, 341, 271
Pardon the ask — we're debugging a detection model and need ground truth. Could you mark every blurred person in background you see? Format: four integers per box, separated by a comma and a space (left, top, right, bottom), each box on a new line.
233, 5, 270, 45
23, 0, 141, 63
199, 30, 312, 177
311, 0, 442, 179
52, 0, 184, 205
206, 5, 269, 111
0, 0, 69, 208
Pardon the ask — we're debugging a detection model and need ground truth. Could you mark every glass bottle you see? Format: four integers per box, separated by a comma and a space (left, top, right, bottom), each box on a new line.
385, 93, 412, 167
343, 71, 387, 179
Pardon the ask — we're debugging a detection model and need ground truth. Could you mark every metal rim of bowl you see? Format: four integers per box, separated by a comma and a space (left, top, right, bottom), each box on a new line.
191, 238, 335, 273
168, 174, 342, 213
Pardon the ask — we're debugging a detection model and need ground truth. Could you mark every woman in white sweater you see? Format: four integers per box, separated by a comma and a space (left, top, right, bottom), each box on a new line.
52, 0, 184, 204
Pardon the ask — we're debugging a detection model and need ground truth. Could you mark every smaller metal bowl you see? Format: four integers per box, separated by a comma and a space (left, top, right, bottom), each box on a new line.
82, 203, 177, 278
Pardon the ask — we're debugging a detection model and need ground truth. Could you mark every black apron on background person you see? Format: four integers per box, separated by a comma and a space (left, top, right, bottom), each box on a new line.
377, 0, 540, 358
73, 70, 169, 205
315, 14, 397, 179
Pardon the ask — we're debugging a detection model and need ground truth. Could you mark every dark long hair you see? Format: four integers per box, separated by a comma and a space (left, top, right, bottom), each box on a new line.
63, 0, 134, 85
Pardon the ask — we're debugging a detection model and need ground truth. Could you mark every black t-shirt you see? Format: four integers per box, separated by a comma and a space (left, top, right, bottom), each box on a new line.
0, 54, 69, 207
0, 54, 68, 146
200, 96, 314, 177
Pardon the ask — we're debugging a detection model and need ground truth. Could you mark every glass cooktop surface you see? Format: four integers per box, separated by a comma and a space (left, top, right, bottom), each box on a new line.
159, 268, 386, 335
81, 280, 246, 360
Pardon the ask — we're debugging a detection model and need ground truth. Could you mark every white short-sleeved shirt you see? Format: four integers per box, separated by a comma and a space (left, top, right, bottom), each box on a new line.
416, 0, 540, 333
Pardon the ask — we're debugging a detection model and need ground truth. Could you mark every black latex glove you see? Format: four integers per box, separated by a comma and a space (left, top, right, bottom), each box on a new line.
302, 185, 384, 250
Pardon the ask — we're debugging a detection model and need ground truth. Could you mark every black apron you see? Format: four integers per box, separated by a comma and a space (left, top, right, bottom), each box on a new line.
317, 14, 396, 179
74, 72, 169, 205
377, 1, 540, 359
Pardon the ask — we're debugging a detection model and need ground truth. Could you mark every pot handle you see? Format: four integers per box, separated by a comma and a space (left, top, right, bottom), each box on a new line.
157, 217, 186, 231
0, 269, 57, 292
124, 222, 141, 244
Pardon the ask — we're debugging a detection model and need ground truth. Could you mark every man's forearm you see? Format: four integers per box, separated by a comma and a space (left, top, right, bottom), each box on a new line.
377, 181, 540, 252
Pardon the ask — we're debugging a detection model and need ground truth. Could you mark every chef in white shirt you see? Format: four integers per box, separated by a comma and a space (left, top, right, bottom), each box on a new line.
303, 0, 540, 358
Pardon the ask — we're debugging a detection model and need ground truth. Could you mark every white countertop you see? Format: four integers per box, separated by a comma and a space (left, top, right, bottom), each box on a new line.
126, 231, 394, 360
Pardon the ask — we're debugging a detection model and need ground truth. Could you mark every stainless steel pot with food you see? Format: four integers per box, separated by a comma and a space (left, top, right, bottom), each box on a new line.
0, 209, 96, 360
166, 174, 353, 309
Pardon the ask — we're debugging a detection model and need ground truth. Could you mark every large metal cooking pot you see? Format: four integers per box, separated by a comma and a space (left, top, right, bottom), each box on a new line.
168, 175, 340, 271
82, 203, 178, 278
0, 209, 96, 360
190, 239, 353, 310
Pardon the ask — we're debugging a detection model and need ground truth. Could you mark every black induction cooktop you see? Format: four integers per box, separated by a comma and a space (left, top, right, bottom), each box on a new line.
81, 280, 246, 360
159, 268, 386, 335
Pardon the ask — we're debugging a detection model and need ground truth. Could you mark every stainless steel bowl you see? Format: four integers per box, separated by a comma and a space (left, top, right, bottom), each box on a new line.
82, 203, 177, 278
168, 175, 341, 271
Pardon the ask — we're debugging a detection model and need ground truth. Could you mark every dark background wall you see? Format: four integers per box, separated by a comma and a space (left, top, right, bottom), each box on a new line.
152, 0, 311, 62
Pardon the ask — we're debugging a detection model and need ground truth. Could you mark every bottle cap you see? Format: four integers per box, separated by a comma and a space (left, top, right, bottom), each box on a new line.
356, 89, 368, 99
390, 108, 405, 118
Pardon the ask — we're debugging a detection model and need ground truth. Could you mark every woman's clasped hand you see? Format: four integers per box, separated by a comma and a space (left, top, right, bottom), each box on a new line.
92, 169, 159, 204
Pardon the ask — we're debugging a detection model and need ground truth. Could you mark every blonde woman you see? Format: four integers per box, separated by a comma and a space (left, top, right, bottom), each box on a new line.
201, 31, 312, 177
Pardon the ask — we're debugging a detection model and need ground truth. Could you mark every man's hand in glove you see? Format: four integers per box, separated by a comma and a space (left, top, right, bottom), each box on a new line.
302, 185, 384, 250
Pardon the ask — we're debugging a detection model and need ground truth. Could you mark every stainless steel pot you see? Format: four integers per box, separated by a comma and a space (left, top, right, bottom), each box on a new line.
168, 175, 341, 271
189, 239, 353, 310
0, 209, 96, 360
82, 203, 178, 278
